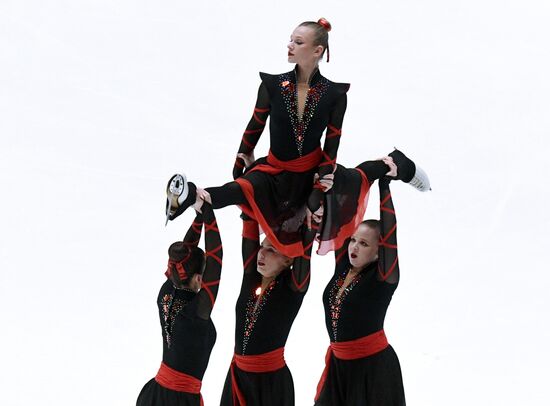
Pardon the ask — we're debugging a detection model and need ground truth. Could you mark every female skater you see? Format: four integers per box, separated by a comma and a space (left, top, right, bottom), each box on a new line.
166, 15, 429, 256
218, 205, 321, 405
137, 191, 223, 406
314, 176, 406, 405
166, 18, 354, 258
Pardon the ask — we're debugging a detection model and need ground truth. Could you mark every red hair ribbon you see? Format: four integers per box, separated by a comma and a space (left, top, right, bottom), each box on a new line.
317, 18, 331, 32
165, 252, 191, 280
317, 18, 331, 62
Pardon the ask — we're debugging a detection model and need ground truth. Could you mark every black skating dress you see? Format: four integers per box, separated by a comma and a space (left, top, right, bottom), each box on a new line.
137, 204, 223, 406
219, 214, 318, 406
231, 67, 360, 258
315, 179, 406, 405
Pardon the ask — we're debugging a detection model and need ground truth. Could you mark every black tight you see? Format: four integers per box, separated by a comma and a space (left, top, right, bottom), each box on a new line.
206, 160, 389, 210
355, 160, 390, 185
206, 182, 246, 209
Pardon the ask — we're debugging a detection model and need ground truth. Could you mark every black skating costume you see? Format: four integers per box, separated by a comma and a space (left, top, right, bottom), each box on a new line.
314, 179, 406, 405
204, 67, 355, 257
137, 204, 223, 406
219, 214, 318, 405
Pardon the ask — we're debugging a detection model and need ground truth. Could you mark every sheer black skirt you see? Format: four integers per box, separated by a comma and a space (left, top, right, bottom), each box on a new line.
136, 378, 202, 406
314, 346, 405, 406
235, 160, 370, 258
220, 364, 295, 406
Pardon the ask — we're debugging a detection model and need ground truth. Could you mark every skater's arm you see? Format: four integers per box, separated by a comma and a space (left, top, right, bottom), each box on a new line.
377, 179, 399, 284
289, 216, 320, 293
333, 238, 350, 273
182, 211, 204, 249
196, 202, 223, 320
241, 214, 260, 276
233, 83, 270, 179
307, 93, 347, 211
319, 92, 347, 177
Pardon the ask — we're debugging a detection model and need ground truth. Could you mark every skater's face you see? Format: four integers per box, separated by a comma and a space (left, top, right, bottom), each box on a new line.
348, 224, 379, 269
287, 26, 324, 66
257, 238, 292, 278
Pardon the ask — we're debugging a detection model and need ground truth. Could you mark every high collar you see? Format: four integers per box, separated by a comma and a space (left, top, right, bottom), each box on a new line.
291, 65, 322, 86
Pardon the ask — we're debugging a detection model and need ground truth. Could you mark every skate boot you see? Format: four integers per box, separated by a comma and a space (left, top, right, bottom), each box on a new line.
388, 149, 431, 192
165, 174, 197, 225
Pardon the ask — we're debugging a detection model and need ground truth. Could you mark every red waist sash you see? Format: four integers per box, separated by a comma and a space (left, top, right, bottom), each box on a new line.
315, 330, 389, 401
155, 362, 203, 404
248, 147, 322, 175
230, 347, 286, 405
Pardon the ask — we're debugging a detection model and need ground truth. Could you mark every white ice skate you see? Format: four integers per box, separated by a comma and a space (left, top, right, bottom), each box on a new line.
165, 174, 196, 225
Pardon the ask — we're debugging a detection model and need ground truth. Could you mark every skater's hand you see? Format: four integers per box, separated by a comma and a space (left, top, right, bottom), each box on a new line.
306, 204, 324, 230
193, 188, 210, 213
237, 151, 255, 169
381, 156, 397, 177
198, 189, 212, 204
316, 173, 334, 192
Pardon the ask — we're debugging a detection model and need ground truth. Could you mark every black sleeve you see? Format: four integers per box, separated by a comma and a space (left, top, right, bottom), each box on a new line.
376, 179, 399, 284
308, 92, 348, 211
196, 203, 223, 320
333, 237, 350, 274
182, 212, 204, 248
288, 218, 320, 293
241, 214, 260, 275
232, 82, 271, 179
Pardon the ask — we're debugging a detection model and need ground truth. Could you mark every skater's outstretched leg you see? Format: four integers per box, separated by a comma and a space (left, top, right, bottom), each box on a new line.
356, 149, 431, 192
206, 182, 246, 209
166, 175, 247, 223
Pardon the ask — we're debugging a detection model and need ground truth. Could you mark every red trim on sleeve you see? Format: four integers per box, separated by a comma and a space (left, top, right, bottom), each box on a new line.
201, 279, 220, 307
326, 124, 342, 139
205, 244, 223, 266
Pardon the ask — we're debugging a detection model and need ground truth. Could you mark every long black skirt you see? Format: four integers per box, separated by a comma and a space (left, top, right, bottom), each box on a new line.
236, 160, 369, 258
314, 346, 405, 406
136, 378, 202, 406
220, 364, 295, 406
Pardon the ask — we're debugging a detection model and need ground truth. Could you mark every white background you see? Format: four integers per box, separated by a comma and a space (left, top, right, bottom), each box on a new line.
1, 1, 549, 405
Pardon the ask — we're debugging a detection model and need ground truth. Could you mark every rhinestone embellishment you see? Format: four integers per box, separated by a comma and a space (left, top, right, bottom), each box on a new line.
241, 280, 277, 354
279, 73, 330, 156
160, 293, 188, 348
328, 271, 362, 341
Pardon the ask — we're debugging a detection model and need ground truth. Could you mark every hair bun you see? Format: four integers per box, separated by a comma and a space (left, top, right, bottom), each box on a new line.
317, 18, 332, 32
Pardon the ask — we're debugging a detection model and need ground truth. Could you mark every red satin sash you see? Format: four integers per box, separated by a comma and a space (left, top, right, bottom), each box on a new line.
230, 347, 286, 405
315, 330, 389, 401
155, 362, 203, 405
248, 147, 322, 175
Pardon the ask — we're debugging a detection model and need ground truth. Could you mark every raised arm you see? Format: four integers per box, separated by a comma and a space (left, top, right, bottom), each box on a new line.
377, 178, 399, 284
232, 83, 271, 179
319, 92, 347, 177
182, 211, 204, 248
333, 237, 350, 272
196, 202, 223, 320
288, 217, 320, 293
241, 213, 260, 275
308, 92, 347, 211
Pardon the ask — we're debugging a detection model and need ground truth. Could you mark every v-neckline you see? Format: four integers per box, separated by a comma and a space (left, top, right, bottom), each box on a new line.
296, 83, 309, 122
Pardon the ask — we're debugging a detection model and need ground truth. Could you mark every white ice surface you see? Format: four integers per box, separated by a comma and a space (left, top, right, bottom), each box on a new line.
1, 1, 549, 405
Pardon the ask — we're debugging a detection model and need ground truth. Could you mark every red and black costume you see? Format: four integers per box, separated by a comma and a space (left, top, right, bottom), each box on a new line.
314, 179, 406, 405
137, 204, 223, 406
206, 67, 352, 258
219, 214, 318, 405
